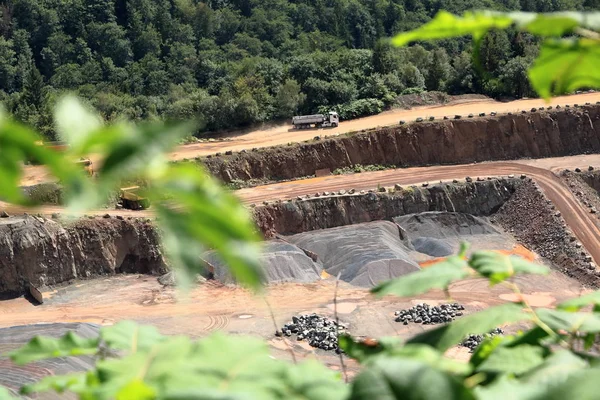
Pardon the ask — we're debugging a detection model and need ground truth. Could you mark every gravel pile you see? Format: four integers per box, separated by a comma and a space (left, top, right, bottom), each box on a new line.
495, 180, 600, 288
276, 314, 347, 352
460, 328, 504, 352
394, 303, 465, 325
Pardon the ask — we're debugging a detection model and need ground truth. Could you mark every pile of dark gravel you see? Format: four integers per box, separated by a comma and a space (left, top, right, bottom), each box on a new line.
460, 328, 504, 352
276, 314, 347, 352
394, 303, 465, 325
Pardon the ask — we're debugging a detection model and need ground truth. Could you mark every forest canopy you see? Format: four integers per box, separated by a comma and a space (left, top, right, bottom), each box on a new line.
0, 0, 597, 138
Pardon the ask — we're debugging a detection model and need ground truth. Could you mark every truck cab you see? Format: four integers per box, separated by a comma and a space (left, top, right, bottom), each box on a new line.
328, 112, 339, 127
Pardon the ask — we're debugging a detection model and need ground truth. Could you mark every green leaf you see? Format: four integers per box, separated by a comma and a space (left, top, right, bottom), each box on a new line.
349, 357, 475, 400
469, 334, 513, 368
540, 370, 600, 400
277, 360, 349, 400
468, 252, 549, 285
155, 164, 263, 290
100, 321, 165, 353
557, 291, 600, 312
476, 352, 591, 399
529, 38, 600, 100
0, 119, 93, 205
371, 255, 470, 297
522, 14, 579, 36
160, 333, 284, 399
474, 375, 546, 400
116, 379, 156, 400
339, 335, 471, 375
521, 350, 588, 385
338, 334, 402, 363
9, 332, 99, 365
391, 11, 513, 46
407, 303, 531, 351
54, 95, 102, 149
20, 373, 89, 395
0, 386, 17, 400
537, 308, 600, 333
505, 326, 552, 348
476, 344, 545, 375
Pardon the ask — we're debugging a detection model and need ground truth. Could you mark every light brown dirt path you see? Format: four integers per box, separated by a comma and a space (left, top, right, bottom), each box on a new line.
235, 157, 600, 266
18, 93, 600, 186
169, 92, 600, 160
0, 271, 587, 366
5, 155, 600, 267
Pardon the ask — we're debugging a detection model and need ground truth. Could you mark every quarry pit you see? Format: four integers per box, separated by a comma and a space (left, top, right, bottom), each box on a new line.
3, 100, 600, 395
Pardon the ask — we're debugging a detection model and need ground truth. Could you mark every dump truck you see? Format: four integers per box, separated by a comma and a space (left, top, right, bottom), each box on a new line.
119, 186, 150, 210
292, 112, 339, 129
75, 158, 94, 177
36, 140, 70, 152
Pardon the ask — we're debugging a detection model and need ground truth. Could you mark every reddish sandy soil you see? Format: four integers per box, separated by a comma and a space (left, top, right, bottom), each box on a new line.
18, 92, 600, 186
170, 92, 600, 160
2, 94, 600, 382
7, 154, 600, 265
0, 265, 589, 369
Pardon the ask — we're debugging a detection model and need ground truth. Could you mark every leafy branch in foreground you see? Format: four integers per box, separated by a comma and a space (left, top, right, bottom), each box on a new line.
391, 11, 600, 99
9, 246, 600, 399
0, 96, 263, 289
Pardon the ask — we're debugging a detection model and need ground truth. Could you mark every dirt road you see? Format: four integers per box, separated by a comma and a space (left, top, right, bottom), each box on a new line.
170, 92, 600, 160
6, 154, 600, 266
235, 156, 600, 266
19, 92, 600, 186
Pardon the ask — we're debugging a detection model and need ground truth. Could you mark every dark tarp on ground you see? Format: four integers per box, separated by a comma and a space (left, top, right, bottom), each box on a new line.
202, 239, 322, 285
287, 221, 421, 288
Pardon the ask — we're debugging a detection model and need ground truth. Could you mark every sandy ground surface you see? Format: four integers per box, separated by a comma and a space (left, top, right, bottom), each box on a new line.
18, 92, 600, 186
0, 263, 589, 368
170, 92, 600, 160
7, 154, 600, 264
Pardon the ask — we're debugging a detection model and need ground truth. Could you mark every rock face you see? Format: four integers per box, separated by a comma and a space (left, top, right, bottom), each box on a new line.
204, 106, 600, 182
494, 181, 600, 288
254, 179, 520, 236
0, 216, 167, 298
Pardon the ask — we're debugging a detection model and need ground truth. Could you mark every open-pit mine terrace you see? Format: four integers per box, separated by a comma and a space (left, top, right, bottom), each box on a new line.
2, 96, 600, 396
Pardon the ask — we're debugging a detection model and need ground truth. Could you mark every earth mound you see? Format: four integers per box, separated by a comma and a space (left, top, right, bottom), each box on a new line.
0, 323, 100, 395
287, 221, 421, 287
203, 239, 322, 285
394, 212, 512, 257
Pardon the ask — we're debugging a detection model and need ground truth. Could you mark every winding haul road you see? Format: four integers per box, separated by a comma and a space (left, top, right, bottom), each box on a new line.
6, 93, 600, 266
5, 155, 600, 266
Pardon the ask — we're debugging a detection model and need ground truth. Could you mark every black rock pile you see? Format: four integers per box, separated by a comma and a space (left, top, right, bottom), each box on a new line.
460, 328, 504, 352
394, 303, 465, 325
276, 314, 347, 352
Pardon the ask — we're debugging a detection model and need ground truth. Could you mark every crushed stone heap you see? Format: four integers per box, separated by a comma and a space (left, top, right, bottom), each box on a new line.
277, 314, 347, 352
394, 303, 465, 325
460, 328, 505, 352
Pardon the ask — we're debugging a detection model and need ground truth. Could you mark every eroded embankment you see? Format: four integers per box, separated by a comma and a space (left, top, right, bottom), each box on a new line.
3, 177, 598, 298
494, 180, 600, 288
253, 179, 520, 236
0, 216, 166, 298
203, 106, 600, 183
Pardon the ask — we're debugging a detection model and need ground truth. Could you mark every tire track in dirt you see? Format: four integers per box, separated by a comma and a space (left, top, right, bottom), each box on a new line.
203, 315, 230, 332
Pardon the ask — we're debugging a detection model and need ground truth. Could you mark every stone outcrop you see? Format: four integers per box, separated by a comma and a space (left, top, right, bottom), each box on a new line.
203, 106, 600, 183
0, 216, 166, 298
494, 180, 600, 288
253, 179, 520, 236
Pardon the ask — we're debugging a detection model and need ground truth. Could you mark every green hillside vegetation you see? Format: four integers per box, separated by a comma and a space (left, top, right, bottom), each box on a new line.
0, 0, 597, 138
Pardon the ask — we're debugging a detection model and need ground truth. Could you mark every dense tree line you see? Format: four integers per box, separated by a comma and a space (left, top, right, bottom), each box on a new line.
0, 0, 596, 138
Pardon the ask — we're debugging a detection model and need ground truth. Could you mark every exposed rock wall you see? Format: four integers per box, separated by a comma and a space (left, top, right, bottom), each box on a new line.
0, 216, 166, 298
253, 179, 520, 236
494, 180, 600, 288
203, 106, 600, 183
